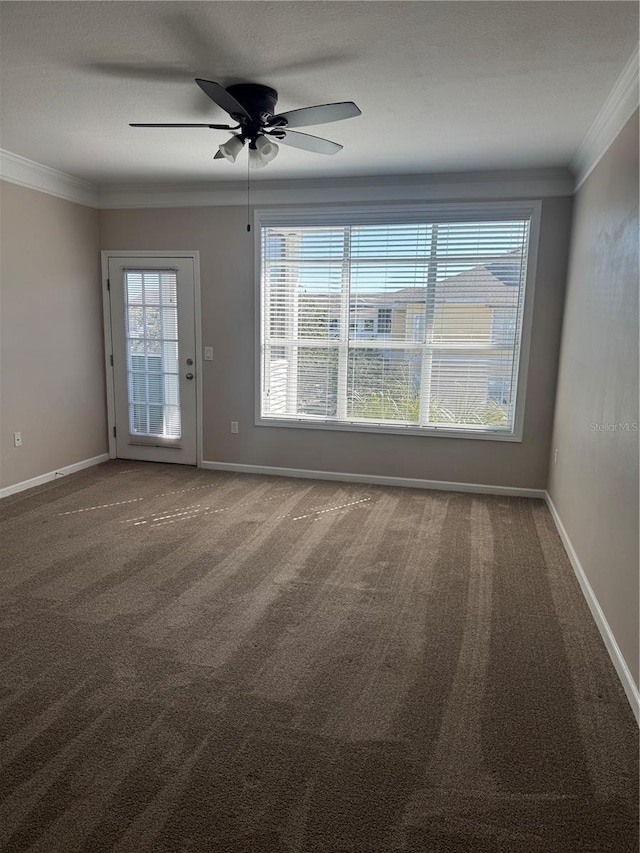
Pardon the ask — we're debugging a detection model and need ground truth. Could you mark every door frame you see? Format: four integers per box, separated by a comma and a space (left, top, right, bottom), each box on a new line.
101, 250, 203, 466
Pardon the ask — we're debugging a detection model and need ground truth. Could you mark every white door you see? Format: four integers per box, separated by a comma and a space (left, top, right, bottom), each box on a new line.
107, 255, 197, 465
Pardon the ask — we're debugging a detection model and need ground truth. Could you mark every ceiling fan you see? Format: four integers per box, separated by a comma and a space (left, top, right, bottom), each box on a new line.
130, 79, 361, 168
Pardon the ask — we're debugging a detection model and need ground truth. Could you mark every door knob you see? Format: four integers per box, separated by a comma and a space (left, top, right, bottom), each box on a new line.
185, 373, 194, 380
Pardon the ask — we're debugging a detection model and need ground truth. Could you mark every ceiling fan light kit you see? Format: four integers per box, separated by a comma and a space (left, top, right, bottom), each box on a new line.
130, 79, 361, 168
248, 145, 267, 169
218, 134, 245, 163
246, 139, 279, 169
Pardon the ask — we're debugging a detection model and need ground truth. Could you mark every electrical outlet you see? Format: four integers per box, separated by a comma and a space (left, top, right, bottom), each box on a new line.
230, 421, 239, 434
13, 431, 22, 447
554, 448, 559, 464
204, 346, 213, 361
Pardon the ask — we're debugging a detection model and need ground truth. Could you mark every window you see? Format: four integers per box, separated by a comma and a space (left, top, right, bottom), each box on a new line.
487, 375, 511, 406
124, 269, 181, 438
376, 308, 392, 334
257, 203, 538, 440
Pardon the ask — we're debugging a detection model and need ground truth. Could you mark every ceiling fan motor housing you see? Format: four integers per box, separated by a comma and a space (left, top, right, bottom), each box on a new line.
226, 83, 279, 123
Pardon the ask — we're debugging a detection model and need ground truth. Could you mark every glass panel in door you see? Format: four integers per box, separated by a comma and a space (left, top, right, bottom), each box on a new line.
124, 269, 182, 440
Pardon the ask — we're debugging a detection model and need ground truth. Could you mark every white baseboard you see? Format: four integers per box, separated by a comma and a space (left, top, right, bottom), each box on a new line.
0, 453, 110, 499
545, 492, 639, 724
200, 460, 545, 499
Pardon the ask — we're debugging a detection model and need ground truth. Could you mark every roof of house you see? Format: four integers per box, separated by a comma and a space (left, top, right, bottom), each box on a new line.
352, 254, 523, 308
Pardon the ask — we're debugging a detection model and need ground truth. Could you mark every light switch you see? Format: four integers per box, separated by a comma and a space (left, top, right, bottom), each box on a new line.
204, 346, 213, 361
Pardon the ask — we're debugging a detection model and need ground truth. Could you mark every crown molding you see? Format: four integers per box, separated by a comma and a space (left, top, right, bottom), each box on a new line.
0, 149, 99, 207
572, 47, 639, 191
0, 149, 573, 210
97, 168, 574, 209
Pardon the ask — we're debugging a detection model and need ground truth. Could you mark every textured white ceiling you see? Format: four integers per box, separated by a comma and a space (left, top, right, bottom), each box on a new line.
0, 1, 637, 184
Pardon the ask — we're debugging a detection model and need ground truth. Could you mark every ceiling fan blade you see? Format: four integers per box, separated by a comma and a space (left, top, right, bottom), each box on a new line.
275, 130, 343, 155
195, 79, 251, 120
268, 102, 361, 129
130, 123, 233, 129
130, 123, 233, 130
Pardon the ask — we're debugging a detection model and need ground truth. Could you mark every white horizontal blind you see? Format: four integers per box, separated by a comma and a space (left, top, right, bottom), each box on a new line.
124, 269, 181, 439
260, 216, 530, 434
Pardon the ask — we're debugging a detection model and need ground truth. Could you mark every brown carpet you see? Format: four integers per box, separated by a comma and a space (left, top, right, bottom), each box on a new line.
0, 460, 637, 852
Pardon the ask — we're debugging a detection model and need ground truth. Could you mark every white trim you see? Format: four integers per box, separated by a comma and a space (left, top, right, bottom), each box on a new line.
101, 253, 117, 460
193, 253, 204, 467
545, 492, 640, 724
254, 200, 540, 443
0, 155, 574, 209
253, 199, 541, 226
98, 168, 574, 209
201, 460, 545, 498
252, 418, 523, 442
101, 250, 202, 465
572, 47, 639, 192
0, 454, 109, 499
0, 149, 99, 207
511, 199, 540, 441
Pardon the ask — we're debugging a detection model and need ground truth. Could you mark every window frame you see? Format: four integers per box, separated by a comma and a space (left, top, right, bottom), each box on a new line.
254, 200, 541, 442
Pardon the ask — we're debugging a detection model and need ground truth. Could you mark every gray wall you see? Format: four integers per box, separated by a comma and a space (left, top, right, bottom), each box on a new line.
99, 196, 572, 489
548, 111, 639, 689
0, 181, 108, 488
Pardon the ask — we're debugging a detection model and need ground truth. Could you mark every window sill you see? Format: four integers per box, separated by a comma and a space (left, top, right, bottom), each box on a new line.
256, 415, 523, 442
